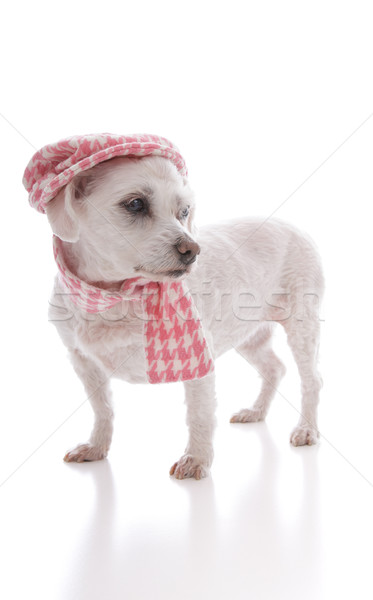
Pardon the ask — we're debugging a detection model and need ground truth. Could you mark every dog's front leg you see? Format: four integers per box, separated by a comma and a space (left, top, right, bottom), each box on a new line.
170, 373, 216, 480
64, 349, 114, 463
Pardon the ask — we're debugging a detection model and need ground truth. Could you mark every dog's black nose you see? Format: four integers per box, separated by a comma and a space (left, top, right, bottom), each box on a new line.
176, 239, 201, 265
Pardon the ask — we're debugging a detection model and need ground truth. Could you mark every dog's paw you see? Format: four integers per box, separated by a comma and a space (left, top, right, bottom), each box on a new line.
63, 443, 108, 463
170, 454, 210, 480
290, 426, 319, 446
230, 408, 264, 423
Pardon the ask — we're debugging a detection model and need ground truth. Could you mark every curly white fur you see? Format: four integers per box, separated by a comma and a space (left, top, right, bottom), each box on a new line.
46, 156, 324, 479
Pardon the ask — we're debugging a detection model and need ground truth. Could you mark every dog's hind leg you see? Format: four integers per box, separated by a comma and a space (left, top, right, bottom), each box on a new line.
230, 324, 286, 423
283, 312, 322, 446
64, 349, 114, 462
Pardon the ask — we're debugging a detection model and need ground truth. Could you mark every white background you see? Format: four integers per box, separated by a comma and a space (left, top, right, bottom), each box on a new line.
1, 1, 373, 598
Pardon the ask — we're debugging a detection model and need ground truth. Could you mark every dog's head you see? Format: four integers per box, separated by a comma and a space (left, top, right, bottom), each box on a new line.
45, 156, 199, 283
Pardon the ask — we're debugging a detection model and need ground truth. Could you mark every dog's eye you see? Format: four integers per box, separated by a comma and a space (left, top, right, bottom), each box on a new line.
180, 206, 190, 219
118, 195, 150, 218
127, 198, 145, 212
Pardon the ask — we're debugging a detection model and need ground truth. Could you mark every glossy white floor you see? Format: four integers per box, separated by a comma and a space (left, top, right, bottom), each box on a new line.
2, 1, 373, 598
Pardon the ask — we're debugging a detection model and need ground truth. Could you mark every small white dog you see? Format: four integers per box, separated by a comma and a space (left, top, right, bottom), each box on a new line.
41, 152, 324, 479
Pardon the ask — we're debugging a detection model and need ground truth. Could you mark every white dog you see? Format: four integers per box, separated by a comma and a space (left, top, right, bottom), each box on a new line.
44, 154, 323, 479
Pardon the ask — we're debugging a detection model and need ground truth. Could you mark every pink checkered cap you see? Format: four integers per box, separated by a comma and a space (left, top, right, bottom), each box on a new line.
23, 133, 188, 213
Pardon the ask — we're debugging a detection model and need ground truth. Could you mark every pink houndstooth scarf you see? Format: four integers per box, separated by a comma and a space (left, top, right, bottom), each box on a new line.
23, 133, 214, 384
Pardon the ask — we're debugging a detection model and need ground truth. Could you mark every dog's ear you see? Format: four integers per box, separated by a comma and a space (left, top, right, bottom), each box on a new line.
45, 172, 95, 242
45, 183, 80, 242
